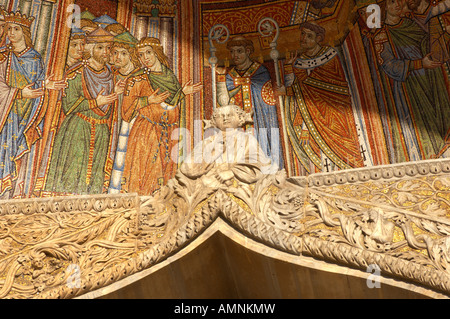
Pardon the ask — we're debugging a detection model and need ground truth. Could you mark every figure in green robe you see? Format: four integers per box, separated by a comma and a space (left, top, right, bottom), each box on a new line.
45, 28, 123, 195
372, 0, 450, 162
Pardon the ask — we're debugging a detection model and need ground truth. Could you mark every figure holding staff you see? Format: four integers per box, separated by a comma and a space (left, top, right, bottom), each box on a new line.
258, 17, 291, 176
215, 33, 284, 171
208, 24, 230, 111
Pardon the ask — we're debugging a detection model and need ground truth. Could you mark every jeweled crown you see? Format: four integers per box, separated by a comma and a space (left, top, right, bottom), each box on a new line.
4, 11, 35, 28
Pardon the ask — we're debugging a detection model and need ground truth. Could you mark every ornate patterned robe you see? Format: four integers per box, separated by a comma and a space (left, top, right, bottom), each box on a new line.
284, 46, 364, 174
218, 62, 284, 170
107, 67, 139, 194
0, 46, 45, 198
121, 66, 184, 195
374, 18, 450, 162
44, 62, 118, 195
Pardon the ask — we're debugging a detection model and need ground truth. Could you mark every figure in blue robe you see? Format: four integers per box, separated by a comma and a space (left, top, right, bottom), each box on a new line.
0, 46, 45, 198
217, 61, 284, 170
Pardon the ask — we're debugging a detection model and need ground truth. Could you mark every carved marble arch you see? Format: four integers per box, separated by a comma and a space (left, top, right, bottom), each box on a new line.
0, 158, 448, 299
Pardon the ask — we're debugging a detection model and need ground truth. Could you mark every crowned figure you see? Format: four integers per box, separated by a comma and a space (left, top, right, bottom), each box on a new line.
0, 10, 45, 198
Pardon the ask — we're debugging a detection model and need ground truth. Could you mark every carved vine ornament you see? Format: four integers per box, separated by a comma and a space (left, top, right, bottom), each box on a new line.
0, 157, 449, 298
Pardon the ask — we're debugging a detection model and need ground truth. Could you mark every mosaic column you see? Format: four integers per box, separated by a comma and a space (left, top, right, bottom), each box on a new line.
159, 16, 173, 68
157, 0, 176, 68
34, 0, 54, 56
134, 15, 149, 41
20, 0, 32, 15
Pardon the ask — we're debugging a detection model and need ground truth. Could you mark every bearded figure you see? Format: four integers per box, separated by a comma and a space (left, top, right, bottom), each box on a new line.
44, 27, 123, 195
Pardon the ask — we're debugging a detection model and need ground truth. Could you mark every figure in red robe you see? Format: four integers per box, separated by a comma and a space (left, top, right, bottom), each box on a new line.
280, 22, 364, 175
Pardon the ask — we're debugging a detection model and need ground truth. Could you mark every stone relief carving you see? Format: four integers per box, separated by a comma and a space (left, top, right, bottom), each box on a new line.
0, 106, 448, 298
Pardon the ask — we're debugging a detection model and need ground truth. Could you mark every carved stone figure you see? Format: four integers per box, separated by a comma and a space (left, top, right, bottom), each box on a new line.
358, 208, 396, 244
180, 105, 279, 189
216, 36, 284, 170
